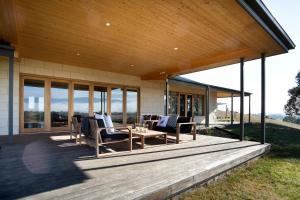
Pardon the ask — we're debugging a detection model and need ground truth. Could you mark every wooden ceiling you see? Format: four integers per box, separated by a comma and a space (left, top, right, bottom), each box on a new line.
1, 0, 285, 79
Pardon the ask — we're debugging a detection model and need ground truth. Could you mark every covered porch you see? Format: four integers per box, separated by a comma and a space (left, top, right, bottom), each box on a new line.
0, 132, 270, 200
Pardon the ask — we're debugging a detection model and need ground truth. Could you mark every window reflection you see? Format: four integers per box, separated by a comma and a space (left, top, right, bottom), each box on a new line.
168, 92, 178, 115
74, 84, 89, 117
24, 79, 45, 128
127, 89, 138, 124
187, 95, 193, 117
51, 82, 69, 127
111, 88, 123, 124
94, 86, 107, 114
180, 94, 185, 116
193, 95, 204, 116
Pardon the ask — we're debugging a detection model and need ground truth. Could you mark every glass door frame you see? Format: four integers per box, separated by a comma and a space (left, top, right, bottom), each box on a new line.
50, 79, 71, 131
177, 92, 194, 117
20, 74, 140, 133
20, 75, 49, 133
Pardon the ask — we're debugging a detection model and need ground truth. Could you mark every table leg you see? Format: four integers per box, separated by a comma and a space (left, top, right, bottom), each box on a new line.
164, 134, 167, 145
141, 135, 145, 149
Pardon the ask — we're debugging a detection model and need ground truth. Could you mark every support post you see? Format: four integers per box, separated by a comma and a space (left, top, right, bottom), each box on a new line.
231, 93, 234, 125
205, 86, 210, 127
165, 77, 169, 115
248, 95, 251, 124
261, 54, 266, 144
0, 45, 14, 144
8, 56, 14, 143
240, 58, 244, 141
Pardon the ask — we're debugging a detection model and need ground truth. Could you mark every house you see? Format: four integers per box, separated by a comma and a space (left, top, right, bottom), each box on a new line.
0, 0, 295, 143
0, 1, 296, 199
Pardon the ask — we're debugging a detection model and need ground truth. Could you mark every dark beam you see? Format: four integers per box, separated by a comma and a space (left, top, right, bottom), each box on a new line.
261, 54, 266, 144
249, 95, 251, 124
205, 86, 210, 127
165, 78, 169, 115
240, 58, 244, 141
231, 93, 234, 125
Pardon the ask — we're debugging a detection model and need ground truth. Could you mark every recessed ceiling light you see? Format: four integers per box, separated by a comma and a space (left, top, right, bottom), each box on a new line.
174, 47, 178, 51
105, 22, 111, 27
76, 52, 80, 56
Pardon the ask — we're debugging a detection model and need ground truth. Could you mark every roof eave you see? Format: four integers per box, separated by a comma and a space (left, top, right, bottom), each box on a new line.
237, 0, 295, 53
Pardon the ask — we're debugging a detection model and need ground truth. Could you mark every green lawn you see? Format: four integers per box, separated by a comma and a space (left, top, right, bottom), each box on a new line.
182, 123, 300, 200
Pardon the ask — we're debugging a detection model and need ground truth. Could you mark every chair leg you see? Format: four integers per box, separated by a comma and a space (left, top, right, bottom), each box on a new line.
193, 125, 196, 140
79, 133, 82, 145
96, 145, 100, 158
176, 131, 180, 144
128, 131, 132, 152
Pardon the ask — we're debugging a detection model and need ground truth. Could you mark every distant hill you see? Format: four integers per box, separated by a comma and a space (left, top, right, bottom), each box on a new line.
215, 110, 300, 129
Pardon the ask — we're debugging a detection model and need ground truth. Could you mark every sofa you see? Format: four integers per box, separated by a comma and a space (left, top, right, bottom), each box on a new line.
151, 115, 196, 144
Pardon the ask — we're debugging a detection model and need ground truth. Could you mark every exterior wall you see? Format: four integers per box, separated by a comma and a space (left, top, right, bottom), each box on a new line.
0, 58, 165, 135
140, 80, 164, 115
0, 59, 20, 135
0, 57, 219, 135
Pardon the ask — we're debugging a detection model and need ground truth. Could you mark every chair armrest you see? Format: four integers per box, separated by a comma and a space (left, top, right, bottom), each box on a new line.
177, 122, 196, 127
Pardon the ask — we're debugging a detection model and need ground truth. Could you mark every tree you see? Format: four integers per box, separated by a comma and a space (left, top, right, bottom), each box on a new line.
284, 72, 300, 115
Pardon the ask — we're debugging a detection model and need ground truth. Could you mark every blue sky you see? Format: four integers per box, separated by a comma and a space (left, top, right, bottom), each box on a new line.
183, 0, 299, 115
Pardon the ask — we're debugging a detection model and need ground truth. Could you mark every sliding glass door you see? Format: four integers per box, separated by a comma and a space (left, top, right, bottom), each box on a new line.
187, 95, 193, 117
23, 79, 45, 129
51, 82, 69, 128
111, 87, 123, 124
73, 84, 90, 117
126, 89, 138, 124
21, 75, 140, 132
179, 94, 186, 116
94, 86, 107, 114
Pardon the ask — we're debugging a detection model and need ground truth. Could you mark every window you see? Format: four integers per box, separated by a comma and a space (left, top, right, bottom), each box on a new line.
24, 79, 45, 128
187, 95, 193, 117
94, 86, 107, 114
126, 89, 138, 124
74, 84, 90, 117
168, 92, 178, 115
51, 82, 69, 127
179, 94, 185, 116
193, 95, 204, 116
111, 87, 123, 124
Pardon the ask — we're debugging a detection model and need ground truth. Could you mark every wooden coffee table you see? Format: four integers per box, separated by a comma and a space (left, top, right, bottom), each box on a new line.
132, 130, 167, 149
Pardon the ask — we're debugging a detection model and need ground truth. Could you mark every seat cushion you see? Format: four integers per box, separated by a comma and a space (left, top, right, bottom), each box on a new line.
141, 114, 152, 124
103, 133, 129, 141
177, 117, 192, 133
81, 117, 95, 137
96, 118, 108, 138
157, 116, 169, 127
104, 115, 115, 134
166, 114, 178, 128
95, 114, 107, 127
153, 125, 176, 133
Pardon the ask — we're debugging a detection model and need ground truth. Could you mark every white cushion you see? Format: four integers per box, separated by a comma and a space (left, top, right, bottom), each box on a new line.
104, 115, 115, 134
157, 116, 169, 127
94, 113, 107, 128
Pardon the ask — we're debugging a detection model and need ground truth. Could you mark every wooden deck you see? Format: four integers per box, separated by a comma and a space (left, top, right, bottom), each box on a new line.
0, 132, 270, 200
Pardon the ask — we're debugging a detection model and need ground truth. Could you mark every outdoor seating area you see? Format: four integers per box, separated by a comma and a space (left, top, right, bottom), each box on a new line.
70, 114, 197, 157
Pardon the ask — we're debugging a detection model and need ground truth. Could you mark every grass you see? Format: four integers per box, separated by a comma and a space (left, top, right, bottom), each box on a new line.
182, 123, 300, 200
